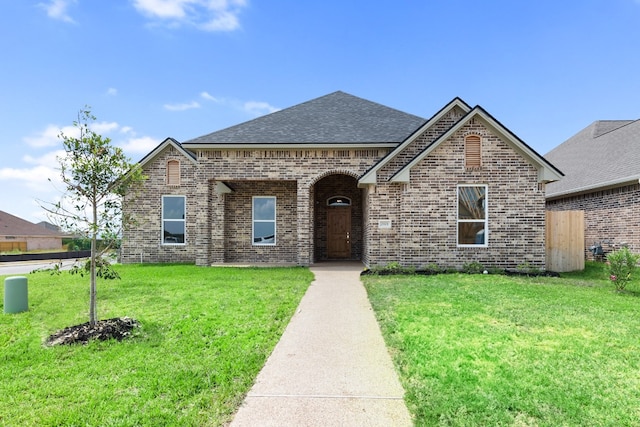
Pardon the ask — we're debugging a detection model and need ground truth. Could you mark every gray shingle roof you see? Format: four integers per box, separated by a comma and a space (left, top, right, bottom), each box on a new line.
0, 211, 61, 237
183, 91, 427, 145
545, 119, 640, 198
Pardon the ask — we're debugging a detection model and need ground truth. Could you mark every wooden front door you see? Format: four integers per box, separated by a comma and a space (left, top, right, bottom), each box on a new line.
327, 207, 351, 259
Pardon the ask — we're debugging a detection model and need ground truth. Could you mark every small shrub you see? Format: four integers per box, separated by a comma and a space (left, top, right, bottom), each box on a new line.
606, 247, 640, 292
462, 261, 484, 274
369, 262, 415, 275
425, 263, 442, 274
516, 262, 541, 274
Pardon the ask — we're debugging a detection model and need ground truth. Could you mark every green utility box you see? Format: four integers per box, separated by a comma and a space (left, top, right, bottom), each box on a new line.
4, 276, 28, 314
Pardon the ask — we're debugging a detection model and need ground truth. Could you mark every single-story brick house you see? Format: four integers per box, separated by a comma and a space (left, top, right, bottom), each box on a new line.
122, 91, 562, 269
0, 210, 63, 252
545, 118, 640, 257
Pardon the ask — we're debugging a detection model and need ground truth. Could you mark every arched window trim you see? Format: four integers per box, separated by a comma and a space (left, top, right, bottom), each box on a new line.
327, 196, 352, 207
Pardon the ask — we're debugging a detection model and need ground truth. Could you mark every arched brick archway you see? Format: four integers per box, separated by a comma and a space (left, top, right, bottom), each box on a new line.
312, 173, 363, 261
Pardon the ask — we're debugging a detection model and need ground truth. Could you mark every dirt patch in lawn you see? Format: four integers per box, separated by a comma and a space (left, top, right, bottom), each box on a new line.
46, 317, 140, 346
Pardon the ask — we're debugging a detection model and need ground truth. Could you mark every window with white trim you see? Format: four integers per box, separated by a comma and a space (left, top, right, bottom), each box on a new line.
457, 185, 487, 246
253, 196, 276, 245
162, 195, 185, 244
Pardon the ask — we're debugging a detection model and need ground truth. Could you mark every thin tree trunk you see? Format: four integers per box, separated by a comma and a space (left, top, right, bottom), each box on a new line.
89, 197, 98, 326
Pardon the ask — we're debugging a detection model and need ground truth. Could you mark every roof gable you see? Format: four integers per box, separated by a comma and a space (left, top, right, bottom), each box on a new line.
545, 119, 640, 198
390, 106, 563, 184
182, 91, 427, 146
137, 137, 197, 169
359, 97, 471, 185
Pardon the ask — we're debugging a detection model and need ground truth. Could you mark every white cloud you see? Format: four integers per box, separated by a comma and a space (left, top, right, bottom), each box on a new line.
23, 121, 121, 148
131, 0, 247, 32
167, 92, 279, 117
199, 10, 238, 31
243, 101, 280, 116
132, 0, 188, 19
0, 165, 60, 192
201, 91, 222, 102
164, 101, 201, 111
39, 0, 77, 23
118, 136, 162, 154
23, 121, 159, 158
107, 87, 118, 96
91, 121, 120, 134
23, 124, 76, 148
23, 150, 65, 167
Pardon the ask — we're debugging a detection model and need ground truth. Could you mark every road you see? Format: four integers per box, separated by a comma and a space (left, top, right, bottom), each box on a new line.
0, 259, 82, 276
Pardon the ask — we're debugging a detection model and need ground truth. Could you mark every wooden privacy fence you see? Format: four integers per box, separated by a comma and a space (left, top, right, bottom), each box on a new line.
546, 210, 585, 272
0, 241, 27, 252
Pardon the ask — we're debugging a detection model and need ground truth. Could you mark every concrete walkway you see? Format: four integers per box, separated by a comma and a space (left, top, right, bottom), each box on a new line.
230, 262, 412, 426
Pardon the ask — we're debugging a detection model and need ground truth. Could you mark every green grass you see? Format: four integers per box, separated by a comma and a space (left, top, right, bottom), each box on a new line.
364, 262, 640, 426
0, 264, 313, 426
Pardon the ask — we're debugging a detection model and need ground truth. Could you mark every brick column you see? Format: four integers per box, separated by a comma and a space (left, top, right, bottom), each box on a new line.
296, 182, 311, 266
210, 183, 226, 264
194, 179, 211, 266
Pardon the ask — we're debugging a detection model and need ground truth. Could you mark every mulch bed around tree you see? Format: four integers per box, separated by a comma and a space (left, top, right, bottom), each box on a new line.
45, 317, 140, 346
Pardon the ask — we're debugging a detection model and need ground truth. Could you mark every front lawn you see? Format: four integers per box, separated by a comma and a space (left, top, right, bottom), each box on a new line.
0, 264, 313, 426
364, 263, 640, 426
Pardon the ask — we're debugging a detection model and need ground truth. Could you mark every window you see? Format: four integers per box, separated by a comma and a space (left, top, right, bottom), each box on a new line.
167, 160, 180, 185
162, 195, 185, 244
253, 196, 276, 245
457, 185, 487, 246
465, 135, 482, 169
327, 196, 351, 206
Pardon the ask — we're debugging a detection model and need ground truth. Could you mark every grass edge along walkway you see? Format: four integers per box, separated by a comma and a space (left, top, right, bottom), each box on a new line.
364, 263, 640, 426
0, 264, 313, 426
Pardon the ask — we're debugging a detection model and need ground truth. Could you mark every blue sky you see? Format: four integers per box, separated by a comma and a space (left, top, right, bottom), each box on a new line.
1, 0, 639, 223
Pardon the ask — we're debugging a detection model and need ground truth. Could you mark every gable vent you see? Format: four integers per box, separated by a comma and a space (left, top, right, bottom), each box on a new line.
167, 160, 180, 186
465, 135, 482, 169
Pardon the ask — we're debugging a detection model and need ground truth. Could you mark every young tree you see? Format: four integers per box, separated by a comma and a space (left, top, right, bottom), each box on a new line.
43, 107, 145, 326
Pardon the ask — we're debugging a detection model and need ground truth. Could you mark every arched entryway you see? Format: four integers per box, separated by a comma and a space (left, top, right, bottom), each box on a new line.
313, 174, 363, 261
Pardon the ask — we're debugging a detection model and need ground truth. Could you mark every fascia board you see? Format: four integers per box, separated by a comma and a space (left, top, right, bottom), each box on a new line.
390, 112, 468, 183
474, 111, 564, 183
138, 138, 197, 168
358, 173, 377, 186
182, 142, 397, 150
546, 177, 640, 200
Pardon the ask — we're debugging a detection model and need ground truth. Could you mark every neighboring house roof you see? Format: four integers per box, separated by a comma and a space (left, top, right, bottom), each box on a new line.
545, 119, 640, 199
389, 104, 564, 184
0, 211, 62, 238
181, 91, 427, 147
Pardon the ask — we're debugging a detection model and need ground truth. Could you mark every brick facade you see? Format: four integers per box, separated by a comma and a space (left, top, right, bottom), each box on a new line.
122, 147, 383, 265
546, 184, 640, 258
122, 101, 553, 270
364, 121, 547, 270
